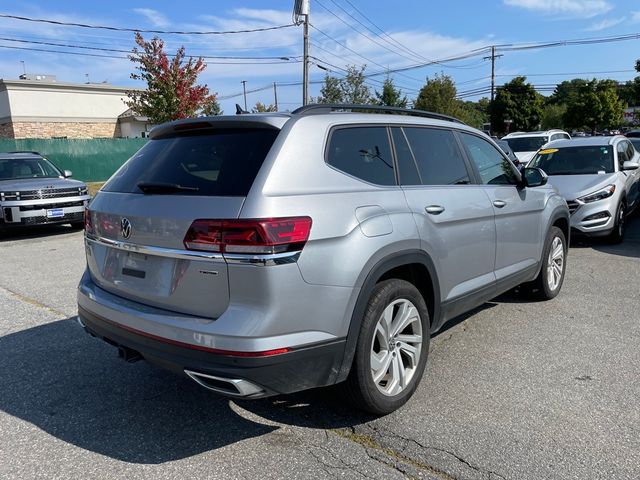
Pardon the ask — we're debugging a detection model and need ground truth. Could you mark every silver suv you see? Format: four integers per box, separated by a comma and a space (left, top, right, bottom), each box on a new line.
77, 105, 570, 414
528, 136, 640, 242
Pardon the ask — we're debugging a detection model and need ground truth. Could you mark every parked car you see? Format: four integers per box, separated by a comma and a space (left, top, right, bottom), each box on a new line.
625, 130, 640, 138
0, 151, 90, 229
496, 139, 521, 167
629, 138, 640, 153
77, 104, 570, 414
503, 130, 571, 167
528, 136, 640, 242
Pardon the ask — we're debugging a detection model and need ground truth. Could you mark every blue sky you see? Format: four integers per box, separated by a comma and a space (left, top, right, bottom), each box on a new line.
1, 0, 640, 112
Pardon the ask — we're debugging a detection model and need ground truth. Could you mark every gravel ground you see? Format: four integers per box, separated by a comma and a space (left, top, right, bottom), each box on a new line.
1, 218, 639, 479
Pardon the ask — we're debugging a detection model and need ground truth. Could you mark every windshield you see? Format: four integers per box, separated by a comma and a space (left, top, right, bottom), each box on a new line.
505, 136, 549, 152
0, 157, 62, 180
629, 138, 640, 151
529, 146, 614, 175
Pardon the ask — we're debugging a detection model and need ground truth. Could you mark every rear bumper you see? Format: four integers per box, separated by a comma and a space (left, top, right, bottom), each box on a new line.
78, 305, 346, 397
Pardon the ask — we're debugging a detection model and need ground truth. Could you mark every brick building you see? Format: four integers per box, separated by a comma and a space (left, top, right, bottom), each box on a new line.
0, 78, 150, 139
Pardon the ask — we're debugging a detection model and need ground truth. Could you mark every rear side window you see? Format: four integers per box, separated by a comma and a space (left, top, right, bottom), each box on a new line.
103, 128, 279, 196
327, 127, 395, 185
402, 127, 470, 185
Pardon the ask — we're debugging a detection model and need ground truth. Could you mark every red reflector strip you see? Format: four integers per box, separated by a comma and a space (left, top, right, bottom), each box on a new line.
99, 317, 290, 357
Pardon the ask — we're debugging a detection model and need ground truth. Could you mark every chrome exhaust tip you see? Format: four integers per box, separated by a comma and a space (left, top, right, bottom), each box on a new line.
184, 369, 264, 397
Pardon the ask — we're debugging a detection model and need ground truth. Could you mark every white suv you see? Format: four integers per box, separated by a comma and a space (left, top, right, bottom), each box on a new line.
503, 130, 571, 167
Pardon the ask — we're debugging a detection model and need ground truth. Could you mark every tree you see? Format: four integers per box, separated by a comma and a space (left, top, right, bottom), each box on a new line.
457, 98, 489, 129
252, 102, 277, 113
413, 73, 462, 117
490, 76, 542, 134
540, 103, 566, 130
315, 65, 372, 104
316, 74, 342, 103
563, 79, 624, 132
548, 79, 588, 106
374, 75, 407, 107
126, 33, 220, 124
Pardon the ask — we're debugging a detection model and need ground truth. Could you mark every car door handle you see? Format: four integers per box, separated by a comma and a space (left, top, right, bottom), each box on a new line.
425, 205, 445, 215
493, 200, 507, 208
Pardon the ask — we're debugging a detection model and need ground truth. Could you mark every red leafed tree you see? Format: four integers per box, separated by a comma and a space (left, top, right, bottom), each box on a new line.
126, 32, 221, 124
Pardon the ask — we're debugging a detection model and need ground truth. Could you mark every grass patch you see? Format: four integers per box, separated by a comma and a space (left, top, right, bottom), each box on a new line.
86, 182, 105, 197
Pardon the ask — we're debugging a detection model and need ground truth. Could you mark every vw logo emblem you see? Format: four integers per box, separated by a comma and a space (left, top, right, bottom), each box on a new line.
120, 218, 132, 239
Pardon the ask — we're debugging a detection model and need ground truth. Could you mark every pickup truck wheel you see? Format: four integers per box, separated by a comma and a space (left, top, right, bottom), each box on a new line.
341, 279, 430, 415
528, 226, 566, 300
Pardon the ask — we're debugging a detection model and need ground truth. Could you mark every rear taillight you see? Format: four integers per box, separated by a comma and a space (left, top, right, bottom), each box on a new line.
84, 209, 93, 233
183, 217, 312, 254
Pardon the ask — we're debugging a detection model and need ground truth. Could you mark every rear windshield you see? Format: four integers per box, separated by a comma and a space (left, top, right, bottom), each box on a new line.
103, 128, 279, 196
505, 136, 548, 152
529, 146, 614, 175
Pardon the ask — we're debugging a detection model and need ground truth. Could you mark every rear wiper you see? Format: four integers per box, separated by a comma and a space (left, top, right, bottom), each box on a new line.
137, 182, 199, 194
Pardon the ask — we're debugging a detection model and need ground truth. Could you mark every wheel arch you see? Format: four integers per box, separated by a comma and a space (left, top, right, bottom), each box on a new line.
335, 250, 441, 383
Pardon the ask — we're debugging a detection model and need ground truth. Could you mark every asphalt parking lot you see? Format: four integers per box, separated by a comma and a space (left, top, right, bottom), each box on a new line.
1, 219, 639, 480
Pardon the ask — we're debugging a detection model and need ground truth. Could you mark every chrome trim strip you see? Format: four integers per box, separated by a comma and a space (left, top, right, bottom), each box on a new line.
0, 194, 91, 207
85, 233, 301, 265
85, 234, 224, 261
224, 251, 301, 266
85, 234, 301, 267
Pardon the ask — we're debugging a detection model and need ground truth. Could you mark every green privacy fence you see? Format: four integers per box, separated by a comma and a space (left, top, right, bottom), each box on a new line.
0, 138, 148, 182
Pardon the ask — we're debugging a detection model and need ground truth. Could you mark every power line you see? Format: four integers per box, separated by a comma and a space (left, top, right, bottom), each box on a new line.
0, 35, 302, 60
0, 13, 296, 35
0, 43, 302, 64
315, 0, 425, 65
309, 24, 425, 83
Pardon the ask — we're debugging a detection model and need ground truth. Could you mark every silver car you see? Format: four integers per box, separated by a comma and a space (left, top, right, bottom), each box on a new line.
0, 152, 90, 230
77, 104, 570, 414
528, 136, 640, 242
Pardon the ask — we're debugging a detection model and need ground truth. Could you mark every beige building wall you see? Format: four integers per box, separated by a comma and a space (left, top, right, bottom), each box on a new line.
0, 80, 137, 139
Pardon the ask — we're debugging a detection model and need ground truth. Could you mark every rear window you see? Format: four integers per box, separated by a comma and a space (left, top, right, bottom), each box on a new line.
505, 136, 549, 152
103, 128, 279, 196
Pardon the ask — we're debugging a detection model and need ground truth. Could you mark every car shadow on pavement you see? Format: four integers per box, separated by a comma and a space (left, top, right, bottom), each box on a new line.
0, 318, 281, 463
570, 214, 640, 259
0, 224, 82, 242
0, 317, 382, 464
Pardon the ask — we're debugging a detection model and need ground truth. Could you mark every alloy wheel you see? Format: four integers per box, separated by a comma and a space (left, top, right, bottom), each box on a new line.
370, 299, 423, 396
546, 236, 564, 291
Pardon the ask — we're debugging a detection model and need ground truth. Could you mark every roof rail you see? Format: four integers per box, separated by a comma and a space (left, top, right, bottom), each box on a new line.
7, 150, 42, 155
291, 104, 466, 124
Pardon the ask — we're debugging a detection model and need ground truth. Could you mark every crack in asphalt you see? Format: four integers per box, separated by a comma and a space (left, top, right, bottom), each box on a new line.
333, 426, 456, 480
357, 424, 508, 480
0, 284, 68, 318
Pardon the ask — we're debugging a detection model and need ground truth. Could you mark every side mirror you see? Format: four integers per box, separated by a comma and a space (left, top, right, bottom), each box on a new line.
523, 167, 548, 187
63, 170, 73, 178
622, 161, 640, 171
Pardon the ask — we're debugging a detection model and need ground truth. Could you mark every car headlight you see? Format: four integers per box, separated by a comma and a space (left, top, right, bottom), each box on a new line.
577, 184, 616, 204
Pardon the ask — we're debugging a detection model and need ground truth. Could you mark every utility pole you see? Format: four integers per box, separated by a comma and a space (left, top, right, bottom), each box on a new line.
241, 80, 247, 111
294, 0, 310, 105
273, 82, 279, 111
302, 8, 310, 105
484, 46, 503, 102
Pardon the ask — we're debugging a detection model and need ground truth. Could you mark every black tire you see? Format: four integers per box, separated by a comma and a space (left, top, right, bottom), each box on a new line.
341, 279, 430, 415
608, 201, 626, 244
528, 226, 567, 300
